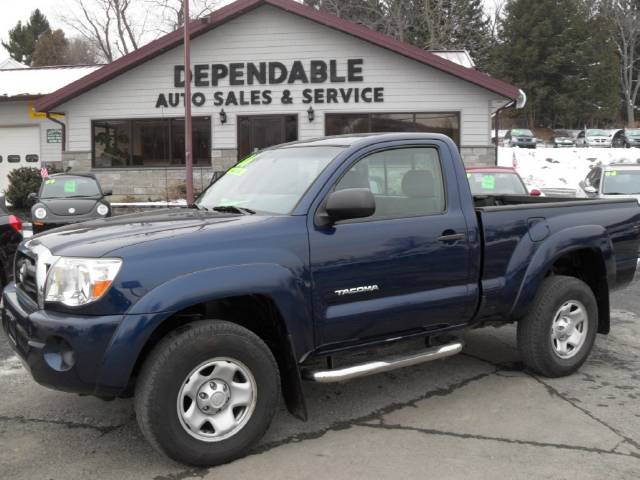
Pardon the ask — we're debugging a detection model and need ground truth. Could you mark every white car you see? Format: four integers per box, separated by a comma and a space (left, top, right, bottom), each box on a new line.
578, 163, 640, 202
576, 129, 612, 148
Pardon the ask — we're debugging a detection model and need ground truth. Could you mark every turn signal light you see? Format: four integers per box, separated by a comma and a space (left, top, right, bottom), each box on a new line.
91, 279, 112, 299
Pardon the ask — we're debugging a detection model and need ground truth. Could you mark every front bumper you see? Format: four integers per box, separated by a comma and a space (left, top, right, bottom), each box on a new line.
1, 283, 123, 396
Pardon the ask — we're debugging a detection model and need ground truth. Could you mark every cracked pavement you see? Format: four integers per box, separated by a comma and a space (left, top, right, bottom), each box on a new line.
1, 290, 639, 479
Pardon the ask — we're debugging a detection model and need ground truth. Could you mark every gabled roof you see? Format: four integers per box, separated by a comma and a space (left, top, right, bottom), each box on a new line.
35, 0, 520, 112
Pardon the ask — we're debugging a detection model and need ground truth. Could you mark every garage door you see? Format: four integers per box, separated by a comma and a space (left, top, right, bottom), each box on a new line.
0, 126, 41, 193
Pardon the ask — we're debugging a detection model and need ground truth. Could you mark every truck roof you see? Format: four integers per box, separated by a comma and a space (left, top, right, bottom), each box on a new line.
275, 132, 455, 149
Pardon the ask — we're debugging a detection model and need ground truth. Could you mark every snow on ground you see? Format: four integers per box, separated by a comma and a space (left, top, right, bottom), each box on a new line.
497, 146, 640, 196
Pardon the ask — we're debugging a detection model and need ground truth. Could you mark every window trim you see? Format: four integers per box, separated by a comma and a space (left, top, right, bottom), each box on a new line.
91, 116, 212, 169
324, 111, 461, 146
318, 144, 449, 226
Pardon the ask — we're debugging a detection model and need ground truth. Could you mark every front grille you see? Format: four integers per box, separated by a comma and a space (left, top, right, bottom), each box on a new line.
14, 251, 38, 303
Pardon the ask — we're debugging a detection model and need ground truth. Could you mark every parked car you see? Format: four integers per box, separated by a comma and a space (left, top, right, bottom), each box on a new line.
613, 128, 640, 148
504, 128, 537, 148
578, 162, 640, 201
576, 129, 612, 148
0, 196, 23, 292
4, 133, 640, 466
29, 174, 112, 234
551, 129, 576, 148
466, 166, 541, 196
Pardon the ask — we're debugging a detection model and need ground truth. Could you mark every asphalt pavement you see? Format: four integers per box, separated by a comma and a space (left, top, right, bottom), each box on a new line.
1, 289, 639, 480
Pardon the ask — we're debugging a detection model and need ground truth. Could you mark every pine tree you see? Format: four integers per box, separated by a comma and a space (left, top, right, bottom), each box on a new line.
490, 0, 619, 128
1, 9, 51, 65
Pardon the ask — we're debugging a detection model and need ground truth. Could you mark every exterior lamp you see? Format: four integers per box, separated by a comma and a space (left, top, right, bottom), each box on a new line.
307, 106, 315, 122
220, 109, 227, 124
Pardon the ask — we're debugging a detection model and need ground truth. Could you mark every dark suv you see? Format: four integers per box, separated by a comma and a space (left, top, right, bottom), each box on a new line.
504, 128, 537, 148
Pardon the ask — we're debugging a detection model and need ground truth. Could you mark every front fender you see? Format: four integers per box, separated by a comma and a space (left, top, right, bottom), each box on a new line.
510, 225, 614, 320
96, 263, 313, 393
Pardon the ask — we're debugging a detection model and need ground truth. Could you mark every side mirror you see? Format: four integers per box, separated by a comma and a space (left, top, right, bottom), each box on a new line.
103, 188, 113, 196
324, 188, 375, 224
584, 185, 597, 194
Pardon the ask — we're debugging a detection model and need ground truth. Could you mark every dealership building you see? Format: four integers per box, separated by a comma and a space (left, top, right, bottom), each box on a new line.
33, 0, 524, 200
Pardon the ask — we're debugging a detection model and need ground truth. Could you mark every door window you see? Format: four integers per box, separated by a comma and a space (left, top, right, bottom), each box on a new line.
334, 147, 445, 219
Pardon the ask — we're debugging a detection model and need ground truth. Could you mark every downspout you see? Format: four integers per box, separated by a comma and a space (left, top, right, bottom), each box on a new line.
46, 112, 66, 152
492, 89, 527, 164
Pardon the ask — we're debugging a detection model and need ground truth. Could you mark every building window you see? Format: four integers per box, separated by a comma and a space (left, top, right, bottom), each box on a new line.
8, 155, 20, 163
325, 112, 460, 146
26, 154, 39, 163
92, 117, 211, 168
237, 115, 298, 160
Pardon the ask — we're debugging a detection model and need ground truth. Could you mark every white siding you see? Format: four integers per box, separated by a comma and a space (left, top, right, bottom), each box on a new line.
0, 100, 62, 163
60, 4, 508, 152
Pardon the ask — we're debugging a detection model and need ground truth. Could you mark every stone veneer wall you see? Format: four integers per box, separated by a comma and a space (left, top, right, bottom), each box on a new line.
459, 146, 496, 167
61, 149, 238, 202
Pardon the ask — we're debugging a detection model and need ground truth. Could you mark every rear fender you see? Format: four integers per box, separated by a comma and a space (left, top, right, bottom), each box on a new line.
510, 225, 614, 320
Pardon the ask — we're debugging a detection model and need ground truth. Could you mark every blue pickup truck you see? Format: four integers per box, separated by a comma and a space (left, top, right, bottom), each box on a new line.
3, 133, 640, 466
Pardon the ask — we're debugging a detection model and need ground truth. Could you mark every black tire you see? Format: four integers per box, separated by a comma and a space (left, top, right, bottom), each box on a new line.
517, 275, 598, 378
134, 320, 280, 466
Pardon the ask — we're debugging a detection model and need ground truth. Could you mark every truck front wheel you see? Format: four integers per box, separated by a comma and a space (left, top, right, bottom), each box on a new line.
517, 275, 597, 377
134, 320, 280, 466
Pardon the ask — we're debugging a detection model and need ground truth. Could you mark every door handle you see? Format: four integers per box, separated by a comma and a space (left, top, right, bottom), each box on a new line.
438, 232, 465, 242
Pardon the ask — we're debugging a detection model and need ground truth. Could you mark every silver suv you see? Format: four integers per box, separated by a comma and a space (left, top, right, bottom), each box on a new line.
578, 162, 640, 201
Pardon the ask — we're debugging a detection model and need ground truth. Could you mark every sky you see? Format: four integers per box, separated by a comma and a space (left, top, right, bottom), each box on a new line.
0, 0, 497, 61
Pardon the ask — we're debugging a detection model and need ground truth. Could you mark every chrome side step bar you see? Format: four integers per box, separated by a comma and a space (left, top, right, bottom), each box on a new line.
302, 341, 463, 383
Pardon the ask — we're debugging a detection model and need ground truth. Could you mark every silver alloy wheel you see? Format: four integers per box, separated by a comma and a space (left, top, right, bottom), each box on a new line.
177, 357, 257, 442
550, 300, 588, 359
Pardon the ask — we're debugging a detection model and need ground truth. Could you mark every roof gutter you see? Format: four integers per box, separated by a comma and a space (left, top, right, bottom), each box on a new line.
46, 112, 66, 152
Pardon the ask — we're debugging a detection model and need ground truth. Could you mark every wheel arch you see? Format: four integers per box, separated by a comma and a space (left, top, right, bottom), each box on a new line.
510, 225, 614, 334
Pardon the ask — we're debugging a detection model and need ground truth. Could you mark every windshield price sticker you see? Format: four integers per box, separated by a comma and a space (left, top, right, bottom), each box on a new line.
64, 180, 77, 193
605, 171, 618, 177
45, 179, 56, 185
481, 175, 496, 189
227, 154, 257, 176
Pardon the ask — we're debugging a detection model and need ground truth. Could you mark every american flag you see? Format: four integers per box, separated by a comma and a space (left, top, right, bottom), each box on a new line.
40, 167, 49, 178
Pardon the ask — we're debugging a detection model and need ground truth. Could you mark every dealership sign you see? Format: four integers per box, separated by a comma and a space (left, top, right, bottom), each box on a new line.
155, 58, 384, 108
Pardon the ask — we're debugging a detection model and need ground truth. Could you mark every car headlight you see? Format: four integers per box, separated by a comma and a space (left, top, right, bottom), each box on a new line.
44, 257, 122, 306
34, 207, 47, 219
96, 203, 109, 216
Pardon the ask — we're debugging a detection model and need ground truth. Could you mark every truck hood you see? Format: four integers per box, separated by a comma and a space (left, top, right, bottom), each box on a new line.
27, 208, 260, 257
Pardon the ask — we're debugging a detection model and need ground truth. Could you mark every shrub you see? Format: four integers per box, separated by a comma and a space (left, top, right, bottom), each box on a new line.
5, 164, 64, 209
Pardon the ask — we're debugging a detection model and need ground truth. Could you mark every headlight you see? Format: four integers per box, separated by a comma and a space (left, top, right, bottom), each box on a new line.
34, 207, 47, 219
44, 257, 122, 306
96, 203, 109, 216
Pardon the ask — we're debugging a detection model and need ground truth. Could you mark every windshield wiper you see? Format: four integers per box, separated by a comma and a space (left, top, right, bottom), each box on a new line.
211, 205, 256, 215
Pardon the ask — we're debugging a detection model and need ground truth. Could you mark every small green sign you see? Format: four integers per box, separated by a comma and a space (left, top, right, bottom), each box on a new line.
481, 175, 496, 189
46, 129, 62, 144
227, 154, 258, 176
64, 180, 76, 193
605, 171, 618, 177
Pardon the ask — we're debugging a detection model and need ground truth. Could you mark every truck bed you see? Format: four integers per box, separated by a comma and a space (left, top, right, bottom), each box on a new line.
472, 195, 640, 325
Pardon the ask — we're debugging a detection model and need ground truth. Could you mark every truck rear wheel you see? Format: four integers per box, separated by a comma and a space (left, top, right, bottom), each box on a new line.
134, 320, 280, 466
517, 275, 597, 378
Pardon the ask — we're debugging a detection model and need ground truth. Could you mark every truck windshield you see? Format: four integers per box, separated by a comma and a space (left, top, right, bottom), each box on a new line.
196, 146, 343, 214
602, 170, 640, 195
512, 129, 533, 137
467, 172, 528, 195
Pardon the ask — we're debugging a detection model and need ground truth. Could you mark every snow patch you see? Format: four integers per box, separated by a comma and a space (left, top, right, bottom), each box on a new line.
497, 146, 640, 195
0, 355, 24, 376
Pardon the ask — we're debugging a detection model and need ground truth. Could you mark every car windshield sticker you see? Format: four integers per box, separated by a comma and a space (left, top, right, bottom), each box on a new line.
605, 171, 618, 177
227, 154, 257, 176
481, 175, 496, 189
45, 179, 56, 185
64, 180, 77, 193
466, 173, 471, 178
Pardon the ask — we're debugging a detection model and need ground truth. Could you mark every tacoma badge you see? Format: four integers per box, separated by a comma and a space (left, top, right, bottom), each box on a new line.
334, 285, 380, 296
